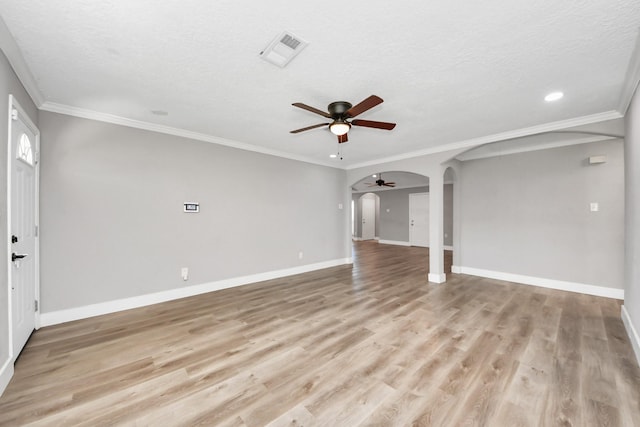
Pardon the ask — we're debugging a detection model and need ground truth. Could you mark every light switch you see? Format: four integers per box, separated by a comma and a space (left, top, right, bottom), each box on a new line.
590, 202, 599, 212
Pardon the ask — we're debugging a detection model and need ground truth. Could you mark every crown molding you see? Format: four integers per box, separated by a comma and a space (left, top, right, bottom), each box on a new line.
345, 110, 623, 170
455, 135, 618, 162
0, 16, 44, 107
618, 29, 640, 114
40, 102, 342, 169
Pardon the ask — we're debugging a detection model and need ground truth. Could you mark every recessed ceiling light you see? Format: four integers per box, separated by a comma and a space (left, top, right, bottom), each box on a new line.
329, 154, 337, 158
544, 92, 564, 102
372, 174, 377, 178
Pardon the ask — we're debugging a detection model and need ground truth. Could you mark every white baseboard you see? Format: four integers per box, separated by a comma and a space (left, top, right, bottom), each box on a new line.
451, 265, 462, 274
428, 273, 446, 283
352, 237, 363, 241
374, 236, 380, 241
40, 258, 352, 327
622, 305, 640, 367
377, 240, 453, 250
455, 266, 624, 299
378, 239, 411, 246
0, 359, 14, 397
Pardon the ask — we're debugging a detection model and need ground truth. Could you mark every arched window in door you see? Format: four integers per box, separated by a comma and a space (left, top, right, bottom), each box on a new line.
17, 133, 34, 166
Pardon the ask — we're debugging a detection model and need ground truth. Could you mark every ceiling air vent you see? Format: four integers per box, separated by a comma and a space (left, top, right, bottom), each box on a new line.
260, 31, 308, 68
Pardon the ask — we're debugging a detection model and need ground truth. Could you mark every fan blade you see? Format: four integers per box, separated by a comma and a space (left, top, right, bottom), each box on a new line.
290, 123, 329, 134
345, 95, 383, 118
292, 103, 331, 118
383, 183, 396, 187
351, 119, 396, 130
385, 182, 396, 185
338, 133, 348, 143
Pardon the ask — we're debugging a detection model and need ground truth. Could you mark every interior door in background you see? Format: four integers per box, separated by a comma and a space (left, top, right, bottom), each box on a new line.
409, 193, 429, 247
361, 197, 376, 240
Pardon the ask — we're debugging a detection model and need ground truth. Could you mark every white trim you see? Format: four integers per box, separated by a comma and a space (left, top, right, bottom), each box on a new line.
39, 104, 623, 173
451, 265, 462, 274
345, 111, 622, 170
4, 96, 12, 384
39, 258, 352, 327
0, 18, 44, 106
40, 102, 341, 169
378, 239, 411, 246
618, 31, 640, 114
456, 266, 624, 299
0, 360, 13, 397
376, 240, 452, 250
428, 273, 446, 284
455, 135, 617, 162
352, 237, 363, 241
621, 305, 640, 367
374, 236, 380, 241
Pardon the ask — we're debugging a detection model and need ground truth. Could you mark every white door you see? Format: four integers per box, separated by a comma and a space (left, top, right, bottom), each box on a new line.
361, 197, 375, 240
409, 193, 429, 247
9, 99, 39, 360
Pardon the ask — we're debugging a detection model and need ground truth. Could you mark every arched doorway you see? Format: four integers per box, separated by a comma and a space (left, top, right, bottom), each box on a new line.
443, 166, 457, 274
352, 192, 379, 241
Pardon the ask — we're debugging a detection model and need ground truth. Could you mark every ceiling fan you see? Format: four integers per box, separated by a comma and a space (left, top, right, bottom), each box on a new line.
366, 173, 396, 188
290, 95, 396, 143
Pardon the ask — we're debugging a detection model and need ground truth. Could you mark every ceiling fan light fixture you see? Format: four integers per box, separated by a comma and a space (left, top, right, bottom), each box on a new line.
330, 121, 350, 136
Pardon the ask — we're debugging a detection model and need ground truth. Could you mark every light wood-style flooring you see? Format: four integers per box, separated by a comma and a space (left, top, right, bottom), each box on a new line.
1, 241, 639, 426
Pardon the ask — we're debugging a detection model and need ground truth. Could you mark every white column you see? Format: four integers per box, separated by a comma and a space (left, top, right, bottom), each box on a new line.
428, 172, 446, 283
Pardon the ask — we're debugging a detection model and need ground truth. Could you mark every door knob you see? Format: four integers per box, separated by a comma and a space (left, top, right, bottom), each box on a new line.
12, 253, 27, 262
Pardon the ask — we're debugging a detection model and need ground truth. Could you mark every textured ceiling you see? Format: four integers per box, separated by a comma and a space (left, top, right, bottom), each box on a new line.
0, 0, 639, 168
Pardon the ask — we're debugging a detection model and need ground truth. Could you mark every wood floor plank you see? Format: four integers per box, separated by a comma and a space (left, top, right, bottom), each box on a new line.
0, 242, 637, 426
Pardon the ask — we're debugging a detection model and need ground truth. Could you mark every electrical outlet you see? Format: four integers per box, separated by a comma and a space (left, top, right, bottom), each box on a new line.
298, 251, 303, 260
181, 267, 189, 281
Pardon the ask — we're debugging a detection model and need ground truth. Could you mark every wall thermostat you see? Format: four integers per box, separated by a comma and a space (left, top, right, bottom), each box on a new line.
184, 202, 199, 213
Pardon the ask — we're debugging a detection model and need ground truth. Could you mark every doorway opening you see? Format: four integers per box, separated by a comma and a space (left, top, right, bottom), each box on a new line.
353, 193, 379, 241
443, 166, 456, 273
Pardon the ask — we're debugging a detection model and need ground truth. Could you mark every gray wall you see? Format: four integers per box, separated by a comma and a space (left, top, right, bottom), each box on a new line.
625, 86, 640, 341
459, 139, 625, 289
0, 50, 38, 373
378, 187, 428, 242
358, 185, 453, 245
39, 112, 348, 312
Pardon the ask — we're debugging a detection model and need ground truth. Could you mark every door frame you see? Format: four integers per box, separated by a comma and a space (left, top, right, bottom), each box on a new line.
409, 192, 429, 247
6, 94, 41, 362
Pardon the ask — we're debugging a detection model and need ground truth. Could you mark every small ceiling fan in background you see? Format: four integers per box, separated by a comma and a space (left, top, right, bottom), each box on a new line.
290, 95, 396, 143
366, 173, 396, 188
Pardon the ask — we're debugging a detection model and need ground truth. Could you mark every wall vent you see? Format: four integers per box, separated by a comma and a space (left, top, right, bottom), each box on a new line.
260, 31, 308, 68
